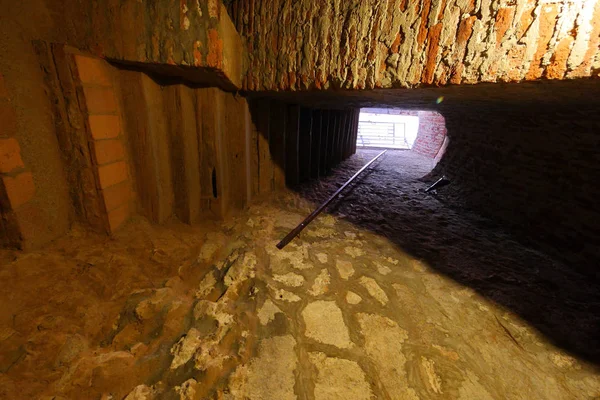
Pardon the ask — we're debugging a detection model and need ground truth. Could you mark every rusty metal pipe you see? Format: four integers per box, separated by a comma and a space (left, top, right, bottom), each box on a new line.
276, 150, 387, 249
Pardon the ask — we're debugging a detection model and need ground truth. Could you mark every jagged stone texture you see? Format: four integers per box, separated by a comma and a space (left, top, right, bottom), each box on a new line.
229, 0, 600, 90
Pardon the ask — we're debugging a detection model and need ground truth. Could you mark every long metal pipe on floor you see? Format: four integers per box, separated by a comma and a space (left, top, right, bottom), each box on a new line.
276, 149, 387, 249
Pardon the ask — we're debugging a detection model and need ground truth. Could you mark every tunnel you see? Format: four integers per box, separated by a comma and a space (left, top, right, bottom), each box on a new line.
0, 0, 599, 399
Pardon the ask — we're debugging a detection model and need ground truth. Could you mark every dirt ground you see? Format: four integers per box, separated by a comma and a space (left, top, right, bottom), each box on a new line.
0, 149, 599, 399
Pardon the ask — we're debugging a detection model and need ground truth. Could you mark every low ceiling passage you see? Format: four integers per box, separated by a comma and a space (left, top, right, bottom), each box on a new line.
251, 77, 600, 275
247, 79, 600, 110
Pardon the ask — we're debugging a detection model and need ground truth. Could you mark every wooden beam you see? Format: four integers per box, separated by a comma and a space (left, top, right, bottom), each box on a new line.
335, 111, 346, 165
165, 85, 200, 224
285, 105, 300, 186
197, 88, 222, 216
120, 72, 174, 224
298, 107, 312, 183
255, 101, 273, 194
219, 93, 249, 214
320, 110, 330, 175
310, 110, 322, 179
246, 101, 262, 199
36, 43, 106, 232
327, 111, 337, 173
343, 110, 353, 160
270, 101, 286, 189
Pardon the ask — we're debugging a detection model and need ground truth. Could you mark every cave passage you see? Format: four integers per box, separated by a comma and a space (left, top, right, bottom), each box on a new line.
1, 0, 600, 396
2, 77, 600, 400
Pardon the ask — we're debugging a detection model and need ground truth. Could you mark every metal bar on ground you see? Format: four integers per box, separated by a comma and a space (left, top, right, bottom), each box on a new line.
276, 149, 388, 250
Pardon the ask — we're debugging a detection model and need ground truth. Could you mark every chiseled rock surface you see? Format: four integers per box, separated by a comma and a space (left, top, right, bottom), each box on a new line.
356, 313, 415, 400
170, 328, 203, 370
230, 0, 600, 90
273, 272, 305, 287
257, 299, 283, 325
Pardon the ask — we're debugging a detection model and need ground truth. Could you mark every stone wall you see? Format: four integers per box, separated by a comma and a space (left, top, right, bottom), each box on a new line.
0, 0, 246, 248
229, 0, 600, 90
432, 100, 600, 272
40, 0, 244, 89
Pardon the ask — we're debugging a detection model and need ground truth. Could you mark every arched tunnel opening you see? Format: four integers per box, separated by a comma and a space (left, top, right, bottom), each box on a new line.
1, 0, 600, 398
356, 107, 448, 178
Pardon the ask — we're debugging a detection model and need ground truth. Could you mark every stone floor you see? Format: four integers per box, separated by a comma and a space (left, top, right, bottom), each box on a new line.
1, 150, 599, 399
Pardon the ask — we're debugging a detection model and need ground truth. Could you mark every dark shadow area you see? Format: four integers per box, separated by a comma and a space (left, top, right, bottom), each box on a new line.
427, 100, 600, 276
247, 78, 600, 110
296, 149, 600, 365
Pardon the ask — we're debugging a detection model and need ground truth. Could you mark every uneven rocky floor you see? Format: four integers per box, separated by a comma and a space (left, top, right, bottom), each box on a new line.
0, 150, 599, 399
298, 150, 600, 365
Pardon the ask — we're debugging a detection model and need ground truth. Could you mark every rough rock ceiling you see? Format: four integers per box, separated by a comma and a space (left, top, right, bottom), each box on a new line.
230, 0, 600, 91
247, 78, 600, 110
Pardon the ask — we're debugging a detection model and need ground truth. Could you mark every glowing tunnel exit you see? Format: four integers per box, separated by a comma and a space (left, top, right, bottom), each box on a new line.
357, 108, 449, 165
357, 108, 419, 149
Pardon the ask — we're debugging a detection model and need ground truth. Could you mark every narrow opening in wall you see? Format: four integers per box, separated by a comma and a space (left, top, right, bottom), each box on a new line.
357, 108, 419, 149
355, 107, 448, 175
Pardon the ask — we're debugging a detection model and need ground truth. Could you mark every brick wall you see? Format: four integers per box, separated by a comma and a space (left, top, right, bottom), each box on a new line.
229, 0, 600, 90
0, 73, 37, 247
74, 55, 133, 233
413, 111, 447, 158
432, 101, 600, 273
